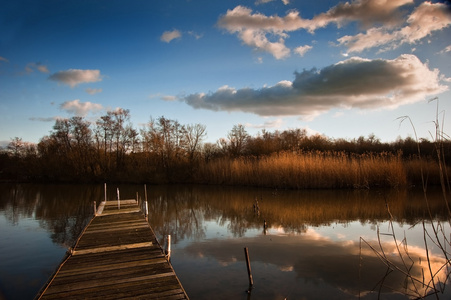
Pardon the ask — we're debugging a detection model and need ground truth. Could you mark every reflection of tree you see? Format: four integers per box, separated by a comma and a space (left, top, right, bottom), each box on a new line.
2, 183, 448, 249
0, 183, 98, 247
144, 185, 449, 241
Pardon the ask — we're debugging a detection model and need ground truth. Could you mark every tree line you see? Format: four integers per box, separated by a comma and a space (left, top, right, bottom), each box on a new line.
1, 108, 450, 187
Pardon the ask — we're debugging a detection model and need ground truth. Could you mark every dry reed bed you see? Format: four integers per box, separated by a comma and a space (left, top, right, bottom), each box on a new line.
196, 151, 408, 189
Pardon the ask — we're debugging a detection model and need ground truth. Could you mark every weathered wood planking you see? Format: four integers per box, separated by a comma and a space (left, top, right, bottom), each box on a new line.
37, 200, 189, 300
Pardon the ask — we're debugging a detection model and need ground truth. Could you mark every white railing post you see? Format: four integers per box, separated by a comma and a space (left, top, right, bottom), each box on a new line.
117, 188, 120, 209
166, 235, 171, 260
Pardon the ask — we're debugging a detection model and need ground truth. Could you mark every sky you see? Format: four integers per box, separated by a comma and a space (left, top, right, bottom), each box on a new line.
1, 0, 451, 148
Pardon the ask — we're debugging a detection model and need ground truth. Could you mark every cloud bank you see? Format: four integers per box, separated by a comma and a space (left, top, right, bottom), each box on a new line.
60, 99, 103, 116
217, 0, 451, 58
181, 54, 447, 119
49, 69, 102, 88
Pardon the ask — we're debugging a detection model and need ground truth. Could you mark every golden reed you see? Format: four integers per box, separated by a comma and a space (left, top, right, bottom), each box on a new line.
196, 151, 409, 189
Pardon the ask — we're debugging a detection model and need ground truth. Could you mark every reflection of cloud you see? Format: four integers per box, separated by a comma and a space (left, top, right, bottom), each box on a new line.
49, 69, 102, 88
279, 265, 293, 272
181, 54, 447, 119
182, 231, 448, 298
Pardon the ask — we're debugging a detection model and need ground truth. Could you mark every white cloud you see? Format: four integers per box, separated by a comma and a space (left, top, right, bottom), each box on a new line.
338, 2, 451, 53
440, 45, 451, 53
294, 45, 312, 57
49, 69, 102, 88
60, 99, 103, 116
162, 95, 177, 101
85, 88, 103, 95
181, 54, 447, 119
160, 29, 182, 43
217, 1, 413, 59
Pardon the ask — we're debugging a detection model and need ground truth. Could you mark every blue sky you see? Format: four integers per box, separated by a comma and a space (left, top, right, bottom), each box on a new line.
1, 0, 450, 147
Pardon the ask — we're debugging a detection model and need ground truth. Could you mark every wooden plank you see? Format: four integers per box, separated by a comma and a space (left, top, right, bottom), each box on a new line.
99, 208, 141, 216
43, 273, 176, 295
37, 199, 189, 300
57, 257, 168, 276
104, 199, 137, 205
72, 242, 153, 255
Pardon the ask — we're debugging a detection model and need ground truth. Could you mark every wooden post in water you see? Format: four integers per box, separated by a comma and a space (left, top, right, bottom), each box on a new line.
93, 201, 97, 216
244, 247, 254, 288
166, 235, 172, 260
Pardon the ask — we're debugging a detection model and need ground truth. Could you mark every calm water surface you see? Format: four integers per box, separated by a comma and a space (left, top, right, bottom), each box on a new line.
0, 183, 450, 300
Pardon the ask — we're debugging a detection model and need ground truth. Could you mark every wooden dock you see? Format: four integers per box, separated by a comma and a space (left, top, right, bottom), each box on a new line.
37, 199, 189, 300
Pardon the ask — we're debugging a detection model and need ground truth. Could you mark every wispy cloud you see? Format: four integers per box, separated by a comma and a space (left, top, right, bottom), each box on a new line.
29, 116, 58, 122
49, 69, 102, 88
0, 56, 9, 63
60, 99, 103, 116
245, 118, 283, 129
25, 62, 49, 74
85, 88, 103, 95
255, 0, 290, 5
180, 54, 447, 119
188, 31, 203, 40
161, 29, 182, 43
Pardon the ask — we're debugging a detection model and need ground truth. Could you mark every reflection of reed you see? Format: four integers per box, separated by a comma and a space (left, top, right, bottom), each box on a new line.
144, 185, 448, 238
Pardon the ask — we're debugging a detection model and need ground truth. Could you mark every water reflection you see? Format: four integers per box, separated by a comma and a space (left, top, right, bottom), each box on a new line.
0, 183, 449, 299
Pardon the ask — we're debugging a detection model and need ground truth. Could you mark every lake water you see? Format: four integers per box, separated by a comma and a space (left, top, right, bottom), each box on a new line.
0, 183, 450, 300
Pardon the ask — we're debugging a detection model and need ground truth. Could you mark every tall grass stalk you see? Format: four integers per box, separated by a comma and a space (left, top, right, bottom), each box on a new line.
360, 100, 451, 298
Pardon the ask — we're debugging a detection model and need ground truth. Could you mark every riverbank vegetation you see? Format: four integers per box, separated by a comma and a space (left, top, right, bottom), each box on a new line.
1, 109, 449, 188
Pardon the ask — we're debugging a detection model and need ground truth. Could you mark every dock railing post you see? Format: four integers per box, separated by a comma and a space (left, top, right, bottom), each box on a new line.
244, 247, 254, 289
104, 183, 107, 202
117, 188, 120, 209
93, 201, 97, 216
145, 201, 149, 221
166, 235, 171, 260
